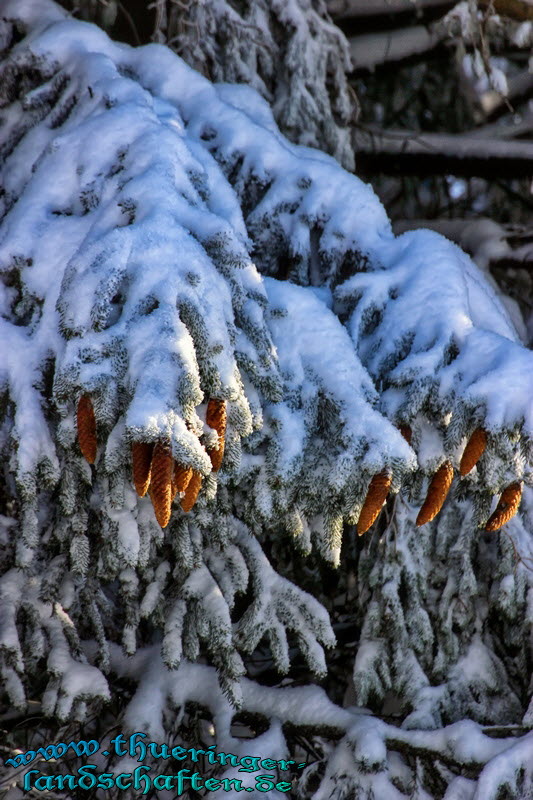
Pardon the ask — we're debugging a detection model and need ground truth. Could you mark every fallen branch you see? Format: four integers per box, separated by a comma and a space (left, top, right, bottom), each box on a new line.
353, 125, 533, 177
466, 109, 533, 138
328, 0, 455, 20
349, 24, 446, 70
107, 646, 530, 774
384, 722, 528, 774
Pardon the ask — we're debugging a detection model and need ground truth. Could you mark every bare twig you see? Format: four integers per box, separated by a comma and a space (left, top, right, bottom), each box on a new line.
501, 526, 533, 573
116, 1, 141, 45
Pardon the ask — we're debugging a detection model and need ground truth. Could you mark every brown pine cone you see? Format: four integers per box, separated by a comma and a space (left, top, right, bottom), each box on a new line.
132, 442, 154, 497
399, 425, 412, 446
180, 470, 203, 513
150, 441, 173, 528
209, 440, 225, 472
485, 482, 522, 532
357, 471, 392, 535
416, 461, 454, 526
171, 462, 193, 501
206, 398, 226, 471
459, 428, 487, 476
77, 394, 97, 464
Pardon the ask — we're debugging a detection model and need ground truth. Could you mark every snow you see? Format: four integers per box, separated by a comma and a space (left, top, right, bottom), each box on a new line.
265, 277, 415, 472
0, 570, 25, 669
443, 776, 476, 800
512, 22, 533, 49
233, 521, 335, 674
39, 603, 110, 720
474, 734, 533, 799
0, 4, 532, 797
2, 0, 531, 519
0, 8, 285, 500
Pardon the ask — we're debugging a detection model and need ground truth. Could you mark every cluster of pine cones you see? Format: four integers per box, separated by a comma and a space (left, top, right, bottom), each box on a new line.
77, 397, 520, 535
76, 395, 226, 527
356, 426, 521, 536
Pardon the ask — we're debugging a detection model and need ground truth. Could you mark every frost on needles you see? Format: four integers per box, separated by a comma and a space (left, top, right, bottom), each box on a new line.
0, 2, 532, 799
62, 0, 358, 171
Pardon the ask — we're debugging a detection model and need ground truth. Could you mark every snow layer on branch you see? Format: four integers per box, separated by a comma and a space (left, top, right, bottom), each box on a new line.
105, 29, 533, 488
7, 2, 528, 480
150, 0, 358, 171
233, 278, 415, 561
61, 0, 358, 169
0, 0, 532, 757
233, 521, 335, 675
0, 0, 415, 562
353, 485, 533, 739
81, 640, 533, 800
0, 14, 280, 485
337, 228, 533, 428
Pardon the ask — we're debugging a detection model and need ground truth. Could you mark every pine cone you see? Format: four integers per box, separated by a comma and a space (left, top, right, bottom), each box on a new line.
150, 441, 173, 528
485, 482, 522, 532
416, 461, 454, 526
77, 394, 97, 464
399, 425, 412, 446
459, 428, 487, 476
171, 462, 193, 501
180, 470, 203, 513
206, 398, 226, 471
357, 471, 392, 535
132, 441, 154, 497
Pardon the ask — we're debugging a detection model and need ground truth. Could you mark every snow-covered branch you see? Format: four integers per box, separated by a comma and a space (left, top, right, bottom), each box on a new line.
0, 7, 532, 799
